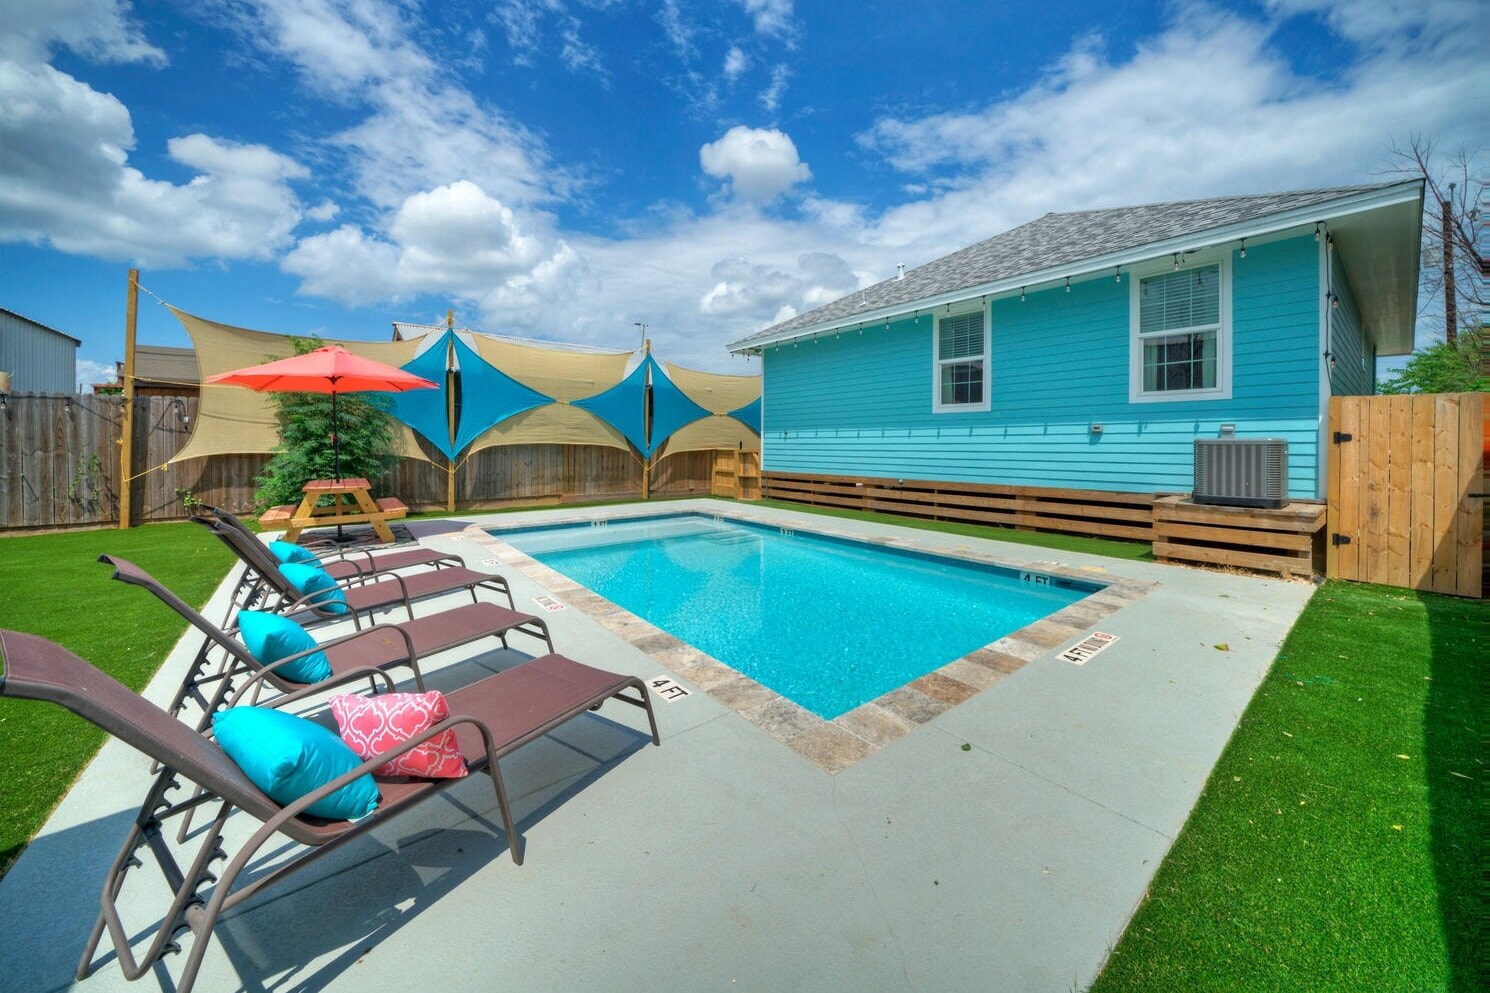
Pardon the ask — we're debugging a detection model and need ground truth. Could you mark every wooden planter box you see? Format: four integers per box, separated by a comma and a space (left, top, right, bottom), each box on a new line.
1153, 495, 1326, 578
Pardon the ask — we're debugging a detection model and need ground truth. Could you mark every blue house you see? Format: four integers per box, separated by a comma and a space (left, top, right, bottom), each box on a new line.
728, 181, 1424, 501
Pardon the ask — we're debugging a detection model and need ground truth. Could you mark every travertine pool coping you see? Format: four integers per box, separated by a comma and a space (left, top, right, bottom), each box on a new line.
470, 506, 1155, 773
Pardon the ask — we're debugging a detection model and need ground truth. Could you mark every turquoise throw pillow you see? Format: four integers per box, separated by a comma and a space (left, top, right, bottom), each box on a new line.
279, 562, 350, 615
236, 610, 332, 684
213, 706, 380, 821
269, 540, 322, 567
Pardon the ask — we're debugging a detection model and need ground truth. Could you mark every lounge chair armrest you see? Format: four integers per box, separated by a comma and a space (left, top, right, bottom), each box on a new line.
224, 625, 419, 708
242, 664, 400, 711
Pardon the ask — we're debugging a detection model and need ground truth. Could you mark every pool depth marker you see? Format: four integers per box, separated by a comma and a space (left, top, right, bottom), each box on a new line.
1059, 631, 1118, 665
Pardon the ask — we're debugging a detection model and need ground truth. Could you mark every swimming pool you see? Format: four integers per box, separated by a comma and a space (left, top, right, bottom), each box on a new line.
494, 514, 1102, 720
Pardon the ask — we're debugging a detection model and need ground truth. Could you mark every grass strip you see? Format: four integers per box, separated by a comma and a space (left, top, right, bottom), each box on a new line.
0, 524, 233, 877
1090, 580, 1485, 993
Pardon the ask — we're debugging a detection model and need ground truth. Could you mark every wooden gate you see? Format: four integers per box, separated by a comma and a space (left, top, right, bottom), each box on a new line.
1326, 393, 1485, 597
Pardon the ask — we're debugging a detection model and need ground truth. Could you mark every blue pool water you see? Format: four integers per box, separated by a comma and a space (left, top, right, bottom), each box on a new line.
496, 514, 1099, 720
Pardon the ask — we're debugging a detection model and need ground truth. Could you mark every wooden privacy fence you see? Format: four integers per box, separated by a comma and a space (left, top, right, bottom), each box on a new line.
1327, 393, 1485, 598
0, 393, 722, 530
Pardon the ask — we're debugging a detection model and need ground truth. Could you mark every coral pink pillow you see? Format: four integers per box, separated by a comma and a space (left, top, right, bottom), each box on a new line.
329, 691, 468, 779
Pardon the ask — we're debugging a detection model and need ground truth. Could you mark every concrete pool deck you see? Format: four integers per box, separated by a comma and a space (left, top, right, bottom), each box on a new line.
0, 499, 1317, 992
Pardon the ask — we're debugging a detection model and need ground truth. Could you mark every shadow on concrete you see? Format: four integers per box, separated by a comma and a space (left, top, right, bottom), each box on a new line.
2, 700, 655, 993
1422, 589, 1486, 993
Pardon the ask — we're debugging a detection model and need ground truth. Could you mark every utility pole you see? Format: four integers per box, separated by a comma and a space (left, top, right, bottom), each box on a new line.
119, 268, 139, 529
1442, 183, 1456, 343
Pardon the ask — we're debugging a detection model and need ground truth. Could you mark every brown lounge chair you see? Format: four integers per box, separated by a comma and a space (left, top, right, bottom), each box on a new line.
191, 515, 516, 628
0, 627, 659, 993
98, 554, 555, 726
199, 504, 464, 581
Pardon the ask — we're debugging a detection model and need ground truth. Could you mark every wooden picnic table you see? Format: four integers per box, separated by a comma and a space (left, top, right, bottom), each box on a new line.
276, 478, 407, 544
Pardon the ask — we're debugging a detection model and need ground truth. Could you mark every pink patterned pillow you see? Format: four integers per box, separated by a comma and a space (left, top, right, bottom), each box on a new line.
329, 691, 468, 779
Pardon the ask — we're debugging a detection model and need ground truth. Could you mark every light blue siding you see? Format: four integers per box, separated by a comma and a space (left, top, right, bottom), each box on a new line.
762, 235, 1326, 497
1327, 252, 1373, 396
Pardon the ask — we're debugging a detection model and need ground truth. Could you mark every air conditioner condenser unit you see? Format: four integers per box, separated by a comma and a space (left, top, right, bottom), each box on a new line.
1193, 438, 1288, 509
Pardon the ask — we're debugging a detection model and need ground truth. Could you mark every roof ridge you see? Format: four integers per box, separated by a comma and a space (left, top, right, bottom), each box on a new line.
1044, 180, 1403, 220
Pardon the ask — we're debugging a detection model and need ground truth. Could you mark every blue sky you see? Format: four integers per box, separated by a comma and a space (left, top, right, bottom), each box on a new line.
1, 0, 1485, 386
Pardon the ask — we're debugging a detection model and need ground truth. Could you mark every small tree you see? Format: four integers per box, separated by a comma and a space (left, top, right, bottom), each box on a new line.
1377, 328, 1487, 394
1387, 137, 1485, 342
253, 337, 397, 509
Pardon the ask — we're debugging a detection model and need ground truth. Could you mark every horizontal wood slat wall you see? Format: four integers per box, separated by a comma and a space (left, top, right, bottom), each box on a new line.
0, 392, 718, 530
764, 470, 1332, 578
1153, 495, 1325, 578
764, 471, 1158, 542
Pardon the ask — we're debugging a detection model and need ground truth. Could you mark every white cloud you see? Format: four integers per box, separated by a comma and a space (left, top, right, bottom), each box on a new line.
222, 1, 576, 211
657, 0, 695, 60
737, 0, 795, 39
282, 180, 578, 323
0, 0, 165, 65
700, 125, 811, 201
0, 60, 307, 265
281, 223, 401, 302
853, 3, 1489, 261
76, 358, 117, 390
759, 62, 789, 112
491, 1, 608, 82
305, 199, 340, 222
723, 45, 748, 81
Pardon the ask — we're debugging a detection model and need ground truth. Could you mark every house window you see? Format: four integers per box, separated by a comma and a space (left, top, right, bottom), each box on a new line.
934, 308, 989, 411
1130, 258, 1231, 402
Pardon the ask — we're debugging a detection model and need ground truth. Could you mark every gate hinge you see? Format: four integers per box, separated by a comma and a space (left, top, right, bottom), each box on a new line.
1332, 431, 1353, 444
1331, 534, 1352, 546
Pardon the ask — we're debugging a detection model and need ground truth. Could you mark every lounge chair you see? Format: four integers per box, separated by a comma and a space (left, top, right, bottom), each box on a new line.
190, 515, 517, 628
98, 554, 555, 726
0, 627, 659, 993
198, 504, 464, 581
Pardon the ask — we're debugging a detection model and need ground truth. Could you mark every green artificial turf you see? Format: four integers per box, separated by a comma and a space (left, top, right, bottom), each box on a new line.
1090, 581, 1486, 993
0, 524, 233, 877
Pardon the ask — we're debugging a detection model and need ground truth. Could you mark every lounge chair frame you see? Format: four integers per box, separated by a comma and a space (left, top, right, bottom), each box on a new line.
199, 504, 465, 581
98, 554, 555, 728
0, 628, 658, 993
191, 515, 515, 629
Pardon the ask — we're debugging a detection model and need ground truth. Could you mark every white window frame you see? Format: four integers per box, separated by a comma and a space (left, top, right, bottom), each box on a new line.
1128, 254, 1233, 403
932, 302, 991, 413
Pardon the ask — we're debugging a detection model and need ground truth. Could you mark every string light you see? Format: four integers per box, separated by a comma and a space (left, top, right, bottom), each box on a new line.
1114, 267, 1122, 283
1172, 253, 1180, 269
1239, 238, 1247, 259
1020, 286, 1026, 302
1065, 276, 1071, 293
1314, 222, 1322, 242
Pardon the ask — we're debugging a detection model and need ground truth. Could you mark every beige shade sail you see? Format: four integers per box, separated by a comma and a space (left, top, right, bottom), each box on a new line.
656, 415, 761, 457
470, 334, 632, 402
663, 362, 761, 414
168, 307, 430, 464
463, 402, 632, 456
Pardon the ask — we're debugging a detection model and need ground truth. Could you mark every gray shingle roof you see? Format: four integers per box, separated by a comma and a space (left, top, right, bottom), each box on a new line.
729, 182, 1404, 350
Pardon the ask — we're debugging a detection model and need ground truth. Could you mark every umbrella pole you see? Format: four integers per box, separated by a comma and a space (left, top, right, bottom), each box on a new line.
331, 391, 346, 542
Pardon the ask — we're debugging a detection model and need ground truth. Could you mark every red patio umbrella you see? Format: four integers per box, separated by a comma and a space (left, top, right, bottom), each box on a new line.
206, 343, 437, 486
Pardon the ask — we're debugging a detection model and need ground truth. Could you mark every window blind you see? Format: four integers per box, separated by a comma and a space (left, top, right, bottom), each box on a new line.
938, 311, 983, 359
1139, 265, 1220, 334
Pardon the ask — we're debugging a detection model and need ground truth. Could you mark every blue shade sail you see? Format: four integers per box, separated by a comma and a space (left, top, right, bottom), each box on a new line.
727, 397, 761, 434
450, 333, 552, 454
573, 355, 713, 457
387, 332, 455, 458
573, 356, 649, 454
647, 357, 711, 455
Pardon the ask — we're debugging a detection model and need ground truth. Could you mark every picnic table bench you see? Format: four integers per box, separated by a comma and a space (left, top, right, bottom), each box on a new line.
260, 478, 407, 544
